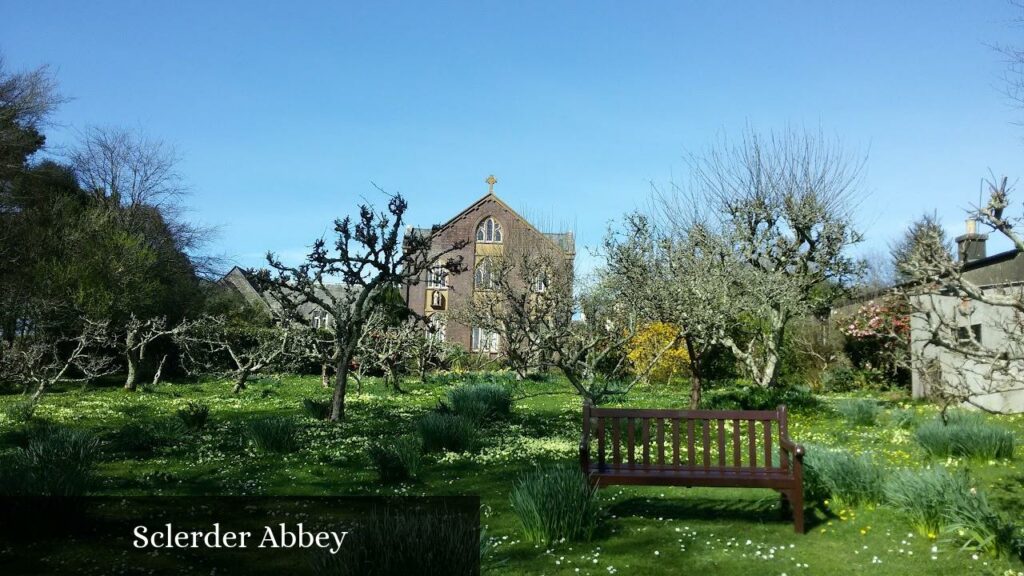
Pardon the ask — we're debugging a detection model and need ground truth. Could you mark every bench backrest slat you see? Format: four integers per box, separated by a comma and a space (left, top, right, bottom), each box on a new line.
586, 406, 790, 474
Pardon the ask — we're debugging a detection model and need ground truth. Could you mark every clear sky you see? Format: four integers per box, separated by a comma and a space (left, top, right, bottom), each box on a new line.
3, 1, 1023, 274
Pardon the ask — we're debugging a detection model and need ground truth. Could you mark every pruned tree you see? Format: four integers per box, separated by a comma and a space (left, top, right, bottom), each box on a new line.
175, 315, 293, 393
653, 128, 865, 388
0, 317, 116, 400
898, 177, 1024, 415
254, 192, 466, 421
358, 309, 422, 393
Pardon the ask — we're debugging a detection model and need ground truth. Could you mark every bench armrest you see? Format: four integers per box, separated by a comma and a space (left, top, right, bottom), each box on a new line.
780, 437, 804, 458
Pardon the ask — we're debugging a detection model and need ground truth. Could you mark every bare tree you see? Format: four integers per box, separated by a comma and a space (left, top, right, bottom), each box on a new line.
653, 128, 865, 388
0, 318, 116, 400
175, 315, 293, 393
357, 310, 423, 393
254, 192, 466, 421
120, 314, 175, 391
898, 177, 1024, 414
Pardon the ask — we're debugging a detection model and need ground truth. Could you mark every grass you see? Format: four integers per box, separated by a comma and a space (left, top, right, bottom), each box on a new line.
417, 412, 476, 453
915, 411, 1015, 460
510, 463, 601, 544
803, 444, 885, 507
0, 374, 1022, 574
245, 415, 299, 453
367, 435, 423, 482
445, 382, 514, 422
0, 425, 101, 495
836, 398, 883, 426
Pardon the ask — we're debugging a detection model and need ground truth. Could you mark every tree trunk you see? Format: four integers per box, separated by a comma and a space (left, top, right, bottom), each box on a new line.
685, 336, 702, 409
233, 369, 251, 393
330, 358, 349, 421
151, 355, 167, 387
124, 348, 140, 391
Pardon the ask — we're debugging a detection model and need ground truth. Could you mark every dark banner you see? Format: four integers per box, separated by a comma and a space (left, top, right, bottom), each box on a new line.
0, 496, 480, 576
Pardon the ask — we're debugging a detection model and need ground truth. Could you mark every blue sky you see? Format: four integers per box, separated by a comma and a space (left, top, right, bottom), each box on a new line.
3, 1, 1023, 274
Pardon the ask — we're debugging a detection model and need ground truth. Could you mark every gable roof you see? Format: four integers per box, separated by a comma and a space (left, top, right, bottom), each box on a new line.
412, 191, 575, 255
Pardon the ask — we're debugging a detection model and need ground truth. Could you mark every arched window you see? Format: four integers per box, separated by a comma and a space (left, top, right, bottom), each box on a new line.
476, 217, 503, 243
474, 257, 494, 290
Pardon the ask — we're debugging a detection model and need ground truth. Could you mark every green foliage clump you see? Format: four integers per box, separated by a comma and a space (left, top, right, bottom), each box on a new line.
367, 436, 423, 483
915, 412, 1015, 460
112, 417, 185, 453
418, 413, 476, 453
245, 416, 299, 453
702, 382, 818, 411
176, 401, 210, 431
890, 408, 917, 429
821, 366, 857, 392
0, 426, 101, 496
3, 398, 38, 424
836, 398, 882, 426
885, 466, 1018, 556
445, 382, 513, 422
301, 398, 332, 420
802, 445, 885, 507
510, 464, 600, 545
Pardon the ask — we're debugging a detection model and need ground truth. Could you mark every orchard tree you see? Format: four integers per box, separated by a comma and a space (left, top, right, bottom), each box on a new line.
254, 192, 466, 421
654, 128, 865, 388
175, 315, 293, 393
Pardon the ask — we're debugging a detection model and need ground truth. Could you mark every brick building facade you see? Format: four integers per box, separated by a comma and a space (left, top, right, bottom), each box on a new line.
403, 183, 574, 355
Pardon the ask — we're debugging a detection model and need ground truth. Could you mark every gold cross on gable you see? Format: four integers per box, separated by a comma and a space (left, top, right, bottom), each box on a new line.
485, 174, 497, 193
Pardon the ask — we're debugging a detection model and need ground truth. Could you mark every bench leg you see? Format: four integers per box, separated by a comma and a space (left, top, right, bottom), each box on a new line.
789, 489, 805, 534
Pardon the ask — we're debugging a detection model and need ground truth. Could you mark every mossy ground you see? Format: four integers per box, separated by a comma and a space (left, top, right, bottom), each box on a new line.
2, 374, 1022, 575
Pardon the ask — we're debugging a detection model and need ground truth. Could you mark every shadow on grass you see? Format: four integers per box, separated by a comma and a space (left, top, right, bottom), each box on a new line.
605, 491, 827, 532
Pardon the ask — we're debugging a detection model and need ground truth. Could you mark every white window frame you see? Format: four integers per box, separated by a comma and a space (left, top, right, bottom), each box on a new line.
427, 266, 448, 289
474, 257, 494, 290
471, 327, 500, 353
476, 217, 503, 244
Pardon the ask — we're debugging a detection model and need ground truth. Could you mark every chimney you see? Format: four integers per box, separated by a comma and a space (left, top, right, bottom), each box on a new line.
955, 219, 987, 263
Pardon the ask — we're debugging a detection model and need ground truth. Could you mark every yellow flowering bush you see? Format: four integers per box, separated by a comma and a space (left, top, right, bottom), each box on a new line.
626, 322, 691, 385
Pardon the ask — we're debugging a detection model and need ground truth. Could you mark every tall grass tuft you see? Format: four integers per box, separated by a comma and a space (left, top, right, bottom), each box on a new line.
885, 466, 1017, 556
245, 416, 299, 453
112, 417, 185, 453
510, 464, 601, 545
367, 436, 423, 482
802, 445, 885, 506
914, 412, 1015, 460
836, 398, 882, 426
418, 413, 476, 453
445, 382, 513, 422
3, 398, 38, 424
301, 398, 332, 421
176, 401, 210, 431
0, 426, 101, 495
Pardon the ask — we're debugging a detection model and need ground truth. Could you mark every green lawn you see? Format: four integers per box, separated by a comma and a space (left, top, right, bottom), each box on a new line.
2, 374, 1023, 575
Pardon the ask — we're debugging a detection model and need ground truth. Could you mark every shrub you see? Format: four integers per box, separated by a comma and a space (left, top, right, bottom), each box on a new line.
510, 464, 600, 545
914, 412, 1015, 460
626, 322, 691, 384
445, 383, 513, 422
3, 398, 38, 424
176, 401, 210, 431
702, 383, 818, 411
301, 398, 332, 420
417, 413, 476, 453
1, 426, 101, 496
836, 399, 882, 426
246, 416, 299, 453
821, 366, 857, 392
367, 436, 423, 483
885, 466, 1017, 556
802, 445, 884, 507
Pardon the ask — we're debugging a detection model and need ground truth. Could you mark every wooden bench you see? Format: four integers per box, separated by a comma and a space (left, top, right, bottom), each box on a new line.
579, 403, 807, 533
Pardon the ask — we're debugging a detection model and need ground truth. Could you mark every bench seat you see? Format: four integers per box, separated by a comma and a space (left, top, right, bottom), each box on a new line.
580, 403, 806, 532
